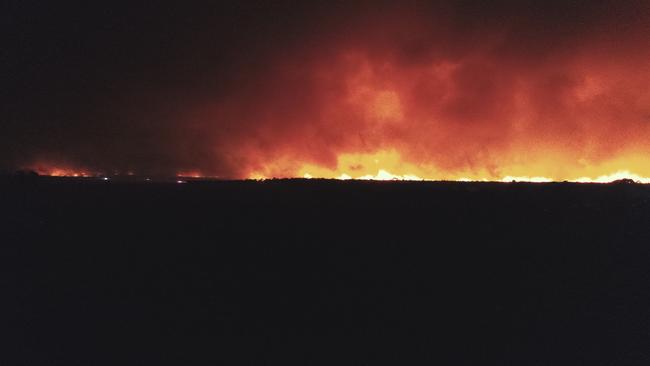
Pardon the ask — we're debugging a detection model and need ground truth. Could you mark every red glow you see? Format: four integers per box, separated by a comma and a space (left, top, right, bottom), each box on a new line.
177, 171, 204, 179
235, 45, 650, 182
31, 165, 96, 178
17, 3, 650, 181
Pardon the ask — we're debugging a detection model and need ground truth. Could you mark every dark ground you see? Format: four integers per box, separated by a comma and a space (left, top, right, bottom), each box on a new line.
3, 177, 650, 365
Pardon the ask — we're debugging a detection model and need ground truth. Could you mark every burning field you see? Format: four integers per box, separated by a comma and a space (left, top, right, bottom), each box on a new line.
4, 2, 650, 364
3, 1, 650, 181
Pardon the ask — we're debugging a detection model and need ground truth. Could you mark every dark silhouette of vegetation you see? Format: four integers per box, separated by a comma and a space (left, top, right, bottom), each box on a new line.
3, 178, 650, 365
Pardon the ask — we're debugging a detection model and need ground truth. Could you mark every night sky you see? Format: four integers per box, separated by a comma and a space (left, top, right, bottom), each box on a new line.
3, 1, 649, 179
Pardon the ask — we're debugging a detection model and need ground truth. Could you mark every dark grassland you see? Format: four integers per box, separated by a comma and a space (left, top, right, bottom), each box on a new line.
3, 177, 650, 365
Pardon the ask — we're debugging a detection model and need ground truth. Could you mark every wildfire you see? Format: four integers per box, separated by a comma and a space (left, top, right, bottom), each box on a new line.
237, 39, 650, 185
249, 150, 650, 183
7, 3, 649, 183
177, 171, 204, 179
28, 161, 650, 184
573, 171, 650, 184
32, 166, 95, 177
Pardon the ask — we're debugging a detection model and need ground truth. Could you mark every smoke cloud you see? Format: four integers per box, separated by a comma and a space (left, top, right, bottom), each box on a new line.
3, 1, 649, 179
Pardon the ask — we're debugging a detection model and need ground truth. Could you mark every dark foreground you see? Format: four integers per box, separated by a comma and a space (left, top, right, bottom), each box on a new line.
3, 177, 650, 365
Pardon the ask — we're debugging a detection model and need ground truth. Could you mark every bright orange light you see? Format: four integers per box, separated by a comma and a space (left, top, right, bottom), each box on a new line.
249, 149, 650, 183
177, 171, 204, 178
32, 166, 95, 177
231, 40, 650, 184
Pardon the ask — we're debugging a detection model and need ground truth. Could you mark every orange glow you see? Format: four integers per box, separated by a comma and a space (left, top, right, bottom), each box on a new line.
177, 171, 204, 178
249, 149, 650, 183
236, 44, 650, 183
27, 157, 650, 183
22, 21, 650, 183
31, 165, 96, 178
8, 3, 649, 180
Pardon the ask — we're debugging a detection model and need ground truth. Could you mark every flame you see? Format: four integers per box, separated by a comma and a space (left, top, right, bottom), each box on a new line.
32, 166, 95, 177
237, 43, 650, 184
7, 3, 649, 181
500, 176, 553, 183
27, 152, 650, 184
573, 171, 650, 184
28, 160, 650, 184
250, 149, 650, 183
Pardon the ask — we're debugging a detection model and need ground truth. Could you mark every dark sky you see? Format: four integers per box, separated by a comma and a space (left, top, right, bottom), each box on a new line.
2, 1, 649, 179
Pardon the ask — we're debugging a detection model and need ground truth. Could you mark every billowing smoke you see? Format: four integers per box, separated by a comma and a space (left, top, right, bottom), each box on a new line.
3, 1, 649, 179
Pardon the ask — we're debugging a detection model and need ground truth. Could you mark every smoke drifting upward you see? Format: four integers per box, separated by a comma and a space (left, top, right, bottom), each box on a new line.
3, 1, 650, 180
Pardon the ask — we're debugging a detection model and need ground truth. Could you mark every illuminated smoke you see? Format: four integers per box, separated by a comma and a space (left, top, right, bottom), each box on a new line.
4, 2, 650, 181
